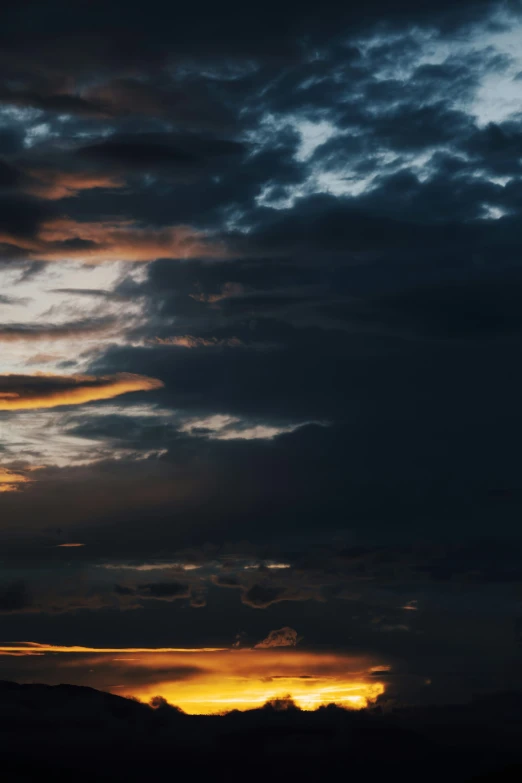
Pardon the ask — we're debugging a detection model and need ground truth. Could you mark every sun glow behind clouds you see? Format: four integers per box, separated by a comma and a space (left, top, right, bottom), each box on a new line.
0, 643, 386, 715
144, 675, 385, 714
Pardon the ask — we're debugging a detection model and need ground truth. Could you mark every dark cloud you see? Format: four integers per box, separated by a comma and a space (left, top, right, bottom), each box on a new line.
50, 288, 132, 301
0, 129, 24, 156
242, 584, 285, 608
134, 582, 191, 601
254, 627, 299, 648
0, 85, 106, 116
0, 0, 521, 713
0, 582, 32, 613
77, 133, 245, 178
0, 317, 119, 342
344, 280, 522, 340
0, 294, 29, 305
83, 77, 236, 130
0, 195, 53, 240
114, 580, 210, 608
112, 664, 202, 686
241, 583, 318, 609
0, 159, 23, 189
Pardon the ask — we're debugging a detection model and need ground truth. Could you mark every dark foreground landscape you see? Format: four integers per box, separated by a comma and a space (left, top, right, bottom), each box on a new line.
2, 681, 522, 782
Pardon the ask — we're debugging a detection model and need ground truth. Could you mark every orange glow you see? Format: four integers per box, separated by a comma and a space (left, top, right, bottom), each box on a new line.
0, 467, 31, 493
57, 543, 85, 548
0, 218, 225, 263
0, 643, 227, 655
0, 372, 163, 410
25, 170, 124, 200
127, 668, 385, 714
0, 643, 387, 715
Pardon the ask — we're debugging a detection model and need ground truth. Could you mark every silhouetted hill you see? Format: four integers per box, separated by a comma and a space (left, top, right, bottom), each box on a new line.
1, 681, 522, 782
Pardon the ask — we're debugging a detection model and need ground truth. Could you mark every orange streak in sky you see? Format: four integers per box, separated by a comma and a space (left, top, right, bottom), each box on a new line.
0, 643, 227, 654
57, 543, 85, 548
25, 170, 124, 200
0, 373, 163, 410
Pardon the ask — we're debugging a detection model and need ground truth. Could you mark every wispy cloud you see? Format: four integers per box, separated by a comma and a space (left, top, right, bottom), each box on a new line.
0, 218, 226, 263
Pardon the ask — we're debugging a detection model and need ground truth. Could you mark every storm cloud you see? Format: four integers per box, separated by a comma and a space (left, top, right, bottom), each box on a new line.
0, 0, 521, 713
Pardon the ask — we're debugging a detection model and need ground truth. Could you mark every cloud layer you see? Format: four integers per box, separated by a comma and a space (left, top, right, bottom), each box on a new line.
0, 0, 521, 709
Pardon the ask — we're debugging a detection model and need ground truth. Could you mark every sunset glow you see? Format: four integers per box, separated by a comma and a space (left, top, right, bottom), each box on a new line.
1, 0, 520, 751
0, 219, 225, 264
0, 644, 387, 714
126, 672, 385, 714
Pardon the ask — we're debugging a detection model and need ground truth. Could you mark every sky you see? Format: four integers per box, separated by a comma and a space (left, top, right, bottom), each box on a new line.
1, 0, 522, 714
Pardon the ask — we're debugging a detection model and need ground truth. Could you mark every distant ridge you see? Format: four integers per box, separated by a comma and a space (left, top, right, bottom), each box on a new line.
0, 681, 522, 781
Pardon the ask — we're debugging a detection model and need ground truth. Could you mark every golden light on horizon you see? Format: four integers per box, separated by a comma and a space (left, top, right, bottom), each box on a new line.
125, 673, 385, 714
0, 643, 387, 715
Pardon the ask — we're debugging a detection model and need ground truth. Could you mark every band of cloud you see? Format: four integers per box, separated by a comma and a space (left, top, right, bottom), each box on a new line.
0, 216, 225, 263
0, 372, 164, 410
